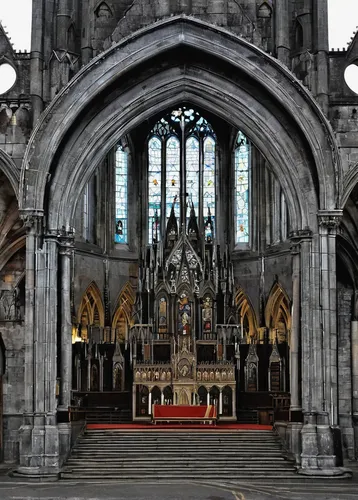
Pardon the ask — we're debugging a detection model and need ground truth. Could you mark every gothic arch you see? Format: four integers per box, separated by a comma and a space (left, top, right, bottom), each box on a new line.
265, 282, 291, 343
235, 288, 258, 338
112, 282, 135, 326
77, 282, 105, 338
20, 17, 339, 234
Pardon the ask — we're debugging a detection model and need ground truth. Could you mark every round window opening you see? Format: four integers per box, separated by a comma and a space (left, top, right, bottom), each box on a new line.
0, 63, 17, 95
344, 63, 358, 94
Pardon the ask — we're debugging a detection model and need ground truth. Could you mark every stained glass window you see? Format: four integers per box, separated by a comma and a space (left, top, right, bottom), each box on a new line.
235, 132, 250, 243
186, 136, 200, 219
115, 145, 128, 244
147, 107, 217, 244
203, 136, 216, 226
166, 136, 180, 221
148, 136, 162, 244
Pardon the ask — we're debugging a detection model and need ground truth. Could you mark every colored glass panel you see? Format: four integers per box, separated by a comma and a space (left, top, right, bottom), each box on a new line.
235, 132, 250, 243
115, 145, 128, 243
148, 136, 162, 244
186, 136, 200, 220
203, 136, 216, 229
166, 136, 180, 222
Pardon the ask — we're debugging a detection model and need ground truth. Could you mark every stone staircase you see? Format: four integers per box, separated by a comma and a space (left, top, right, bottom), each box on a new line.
61, 428, 297, 480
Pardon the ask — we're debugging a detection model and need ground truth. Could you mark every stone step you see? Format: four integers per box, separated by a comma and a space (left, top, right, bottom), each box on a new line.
61, 472, 298, 480
61, 428, 296, 480
66, 458, 287, 464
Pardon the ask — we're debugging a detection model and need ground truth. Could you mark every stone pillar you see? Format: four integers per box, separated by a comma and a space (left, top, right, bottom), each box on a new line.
275, 0, 290, 66
207, 392, 210, 406
299, 214, 349, 476
58, 234, 74, 414
161, 391, 164, 405
232, 387, 236, 418
313, 0, 329, 113
219, 388, 223, 415
30, 0, 44, 124
352, 318, 358, 458
290, 241, 301, 414
287, 238, 303, 464
17, 229, 61, 479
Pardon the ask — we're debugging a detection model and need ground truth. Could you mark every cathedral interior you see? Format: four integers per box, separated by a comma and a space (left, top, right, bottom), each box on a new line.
0, 0, 358, 479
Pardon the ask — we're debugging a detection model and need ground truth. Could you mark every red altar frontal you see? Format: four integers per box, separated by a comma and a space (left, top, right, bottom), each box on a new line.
152, 404, 217, 423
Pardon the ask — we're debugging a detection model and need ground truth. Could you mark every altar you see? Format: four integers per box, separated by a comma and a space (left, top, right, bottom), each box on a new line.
152, 404, 217, 424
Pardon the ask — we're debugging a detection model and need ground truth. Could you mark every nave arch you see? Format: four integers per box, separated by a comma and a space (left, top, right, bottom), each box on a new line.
19, 17, 340, 235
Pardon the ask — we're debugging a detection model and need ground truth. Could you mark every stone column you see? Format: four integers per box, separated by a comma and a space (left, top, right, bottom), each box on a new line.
287, 239, 303, 464
275, 0, 290, 66
313, 0, 329, 113
161, 391, 164, 405
352, 317, 358, 459
17, 230, 61, 478
30, 0, 44, 124
58, 234, 74, 414
219, 388, 223, 415
207, 392, 210, 406
290, 240, 301, 414
318, 212, 342, 426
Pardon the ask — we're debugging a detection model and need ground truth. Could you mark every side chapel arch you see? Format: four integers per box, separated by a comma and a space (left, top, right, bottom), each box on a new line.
235, 288, 258, 340
112, 282, 135, 343
19, 17, 340, 235
77, 282, 105, 341
265, 282, 291, 344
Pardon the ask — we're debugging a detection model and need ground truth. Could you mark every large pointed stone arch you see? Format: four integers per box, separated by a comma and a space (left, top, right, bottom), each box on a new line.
19, 16, 339, 232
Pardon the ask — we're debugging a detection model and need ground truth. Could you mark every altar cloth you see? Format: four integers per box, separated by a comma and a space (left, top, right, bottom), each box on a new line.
152, 404, 217, 419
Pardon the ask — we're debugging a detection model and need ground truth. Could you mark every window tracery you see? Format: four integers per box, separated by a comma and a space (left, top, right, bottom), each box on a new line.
147, 107, 216, 244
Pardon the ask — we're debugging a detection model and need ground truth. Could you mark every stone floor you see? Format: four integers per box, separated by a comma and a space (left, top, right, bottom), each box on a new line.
0, 462, 357, 499
0, 476, 358, 500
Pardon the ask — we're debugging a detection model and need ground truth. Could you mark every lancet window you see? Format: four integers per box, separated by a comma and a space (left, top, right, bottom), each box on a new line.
235, 131, 251, 244
147, 108, 216, 244
115, 144, 128, 244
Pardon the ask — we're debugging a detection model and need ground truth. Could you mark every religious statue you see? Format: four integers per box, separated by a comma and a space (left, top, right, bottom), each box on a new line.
178, 293, 191, 335
202, 296, 212, 333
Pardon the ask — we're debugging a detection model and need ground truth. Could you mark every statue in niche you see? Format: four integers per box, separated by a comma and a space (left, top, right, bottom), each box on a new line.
197, 370, 202, 381
170, 270, 176, 293
158, 297, 168, 333
202, 296, 213, 333
178, 293, 191, 335
160, 370, 166, 381
166, 370, 171, 381
113, 363, 122, 390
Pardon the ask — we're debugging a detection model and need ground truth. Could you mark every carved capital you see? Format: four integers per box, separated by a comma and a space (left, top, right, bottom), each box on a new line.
318, 210, 343, 232
19, 210, 44, 231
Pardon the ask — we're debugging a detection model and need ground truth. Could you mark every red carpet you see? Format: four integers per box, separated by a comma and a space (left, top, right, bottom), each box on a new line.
87, 423, 272, 430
